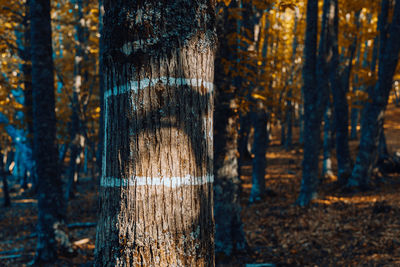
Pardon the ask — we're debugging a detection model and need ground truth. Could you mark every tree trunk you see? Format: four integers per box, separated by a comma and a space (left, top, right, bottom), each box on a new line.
349, 107, 359, 140
97, 0, 105, 178
297, 0, 322, 206
331, 1, 354, 184
285, 15, 299, 150
285, 89, 293, 150
213, 88, 246, 257
322, 104, 334, 179
347, 0, 400, 189
213, 1, 246, 259
30, 0, 71, 262
95, 1, 216, 266
66, 0, 86, 202
249, 102, 267, 203
377, 126, 389, 160
1, 150, 11, 207
65, 135, 82, 202
351, 14, 378, 141
23, 0, 33, 164
238, 114, 252, 161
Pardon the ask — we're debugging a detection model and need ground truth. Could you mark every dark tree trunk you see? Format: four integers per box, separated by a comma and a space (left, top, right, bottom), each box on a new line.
285, 89, 293, 150
299, 93, 304, 145
285, 15, 299, 150
351, 16, 378, 141
213, 87, 246, 258
95, 1, 216, 265
1, 151, 11, 207
249, 103, 267, 203
238, 114, 252, 160
238, 0, 260, 180
213, 1, 246, 258
331, 1, 354, 184
66, 0, 86, 203
322, 103, 334, 179
350, 108, 359, 140
297, 0, 322, 206
347, 0, 400, 188
23, 0, 33, 152
280, 118, 286, 147
14, 0, 34, 189
377, 126, 389, 160
30, 0, 71, 262
65, 137, 80, 201
97, 0, 104, 177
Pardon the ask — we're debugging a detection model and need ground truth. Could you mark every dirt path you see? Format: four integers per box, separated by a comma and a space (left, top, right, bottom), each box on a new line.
240, 104, 400, 266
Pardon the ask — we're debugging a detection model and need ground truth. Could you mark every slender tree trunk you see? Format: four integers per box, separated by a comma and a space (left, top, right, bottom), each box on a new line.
299, 94, 304, 145
297, 0, 323, 206
352, 14, 379, 141
331, 1, 354, 184
285, 15, 299, 150
350, 32, 366, 141
347, 0, 400, 188
65, 136, 81, 201
66, 0, 86, 202
249, 102, 267, 203
213, 1, 246, 258
238, 0, 260, 179
83, 146, 88, 174
96, 0, 104, 178
322, 103, 334, 178
350, 108, 359, 140
30, 0, 71, 262
377, 125, 389, 160
95, 1, 216, 266
285, 89, 293, 150
214, 87, 246, 257
280, 118, 286, 147
238, 113, 252, 168
23, 0, 33, 165
1, 150, 11, 207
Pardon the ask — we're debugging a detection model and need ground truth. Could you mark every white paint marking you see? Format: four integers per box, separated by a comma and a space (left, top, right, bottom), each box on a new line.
121, 39, 159, 55
101, 174, 214, 188
104, 77, 214, 99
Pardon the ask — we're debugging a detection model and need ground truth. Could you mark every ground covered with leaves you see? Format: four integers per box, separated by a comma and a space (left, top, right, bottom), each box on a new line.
1, 106, 400, 266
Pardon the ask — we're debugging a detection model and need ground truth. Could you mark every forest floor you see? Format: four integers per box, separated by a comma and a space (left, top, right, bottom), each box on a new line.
1, 104, 400, 266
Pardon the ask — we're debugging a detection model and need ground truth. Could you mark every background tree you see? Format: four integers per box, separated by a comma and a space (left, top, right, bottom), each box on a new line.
347, 0, 400, 189
214, 0, 247, 259
30, 0, 71, 262
296, 0, 320, 206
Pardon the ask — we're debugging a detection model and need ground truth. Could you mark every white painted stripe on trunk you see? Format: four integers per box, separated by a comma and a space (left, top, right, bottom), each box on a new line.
105, 77, 214, 98
100, 174, 214, 188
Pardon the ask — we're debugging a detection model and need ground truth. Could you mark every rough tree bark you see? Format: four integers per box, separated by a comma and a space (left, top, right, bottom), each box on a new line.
95, 1, 216, 266
30, 0, 71, 262
347, 0, 400, 189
